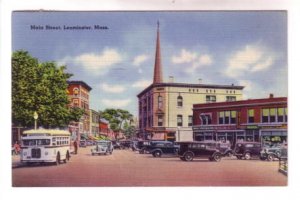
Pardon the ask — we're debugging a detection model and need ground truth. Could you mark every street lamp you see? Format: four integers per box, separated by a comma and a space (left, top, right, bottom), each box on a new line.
33, 111, 38, 130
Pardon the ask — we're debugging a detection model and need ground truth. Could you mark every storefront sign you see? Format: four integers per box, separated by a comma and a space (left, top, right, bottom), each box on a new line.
246, 125, 258, 129
193, 125, 236, 131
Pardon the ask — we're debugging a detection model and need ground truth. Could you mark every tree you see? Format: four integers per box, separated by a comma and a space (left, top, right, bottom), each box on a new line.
100, 108, 134, 139
12, 50, 80, 128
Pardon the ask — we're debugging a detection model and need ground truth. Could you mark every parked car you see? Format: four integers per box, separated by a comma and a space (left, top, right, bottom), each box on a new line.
144, 141, 179, 157
79, 140, 87, 147
233, 142, 262, 160
260, 143, 287, 161
91, 140, 113, 155
135, 140, 151, 154
177, 141, 223, 162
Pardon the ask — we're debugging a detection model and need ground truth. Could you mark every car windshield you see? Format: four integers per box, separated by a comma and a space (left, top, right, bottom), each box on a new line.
97, 142, 108, 146
22, 139, 51, 146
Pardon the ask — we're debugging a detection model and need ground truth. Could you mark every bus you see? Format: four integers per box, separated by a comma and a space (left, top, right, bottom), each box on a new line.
20, 129, 71, 165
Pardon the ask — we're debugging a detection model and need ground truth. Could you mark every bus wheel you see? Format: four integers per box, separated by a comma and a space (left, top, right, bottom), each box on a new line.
56, 153, 61, 165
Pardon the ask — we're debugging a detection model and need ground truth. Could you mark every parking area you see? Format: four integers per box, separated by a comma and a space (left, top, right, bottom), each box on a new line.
12, 147, 287, 187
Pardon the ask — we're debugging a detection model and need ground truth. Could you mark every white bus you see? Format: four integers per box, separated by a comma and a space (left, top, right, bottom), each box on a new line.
21, 129, 71, 165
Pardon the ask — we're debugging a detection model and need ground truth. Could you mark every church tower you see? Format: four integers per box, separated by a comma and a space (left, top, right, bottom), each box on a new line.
153, 21, 163, 84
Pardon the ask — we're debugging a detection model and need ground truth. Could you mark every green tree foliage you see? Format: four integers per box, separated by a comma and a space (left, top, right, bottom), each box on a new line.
100, 108, 134, 139
12, 50, 83, 128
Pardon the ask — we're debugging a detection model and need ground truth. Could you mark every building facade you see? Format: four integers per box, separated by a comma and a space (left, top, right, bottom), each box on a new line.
137, 23, 244, 141
193, 95, 287, 146
67, 81, 92, 141
89, 109, 100, 137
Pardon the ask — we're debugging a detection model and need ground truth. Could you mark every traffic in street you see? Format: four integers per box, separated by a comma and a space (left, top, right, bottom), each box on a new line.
12, 146, 287, 187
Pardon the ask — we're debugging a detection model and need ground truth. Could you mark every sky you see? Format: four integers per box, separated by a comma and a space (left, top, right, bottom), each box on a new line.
12, 11, 287, 117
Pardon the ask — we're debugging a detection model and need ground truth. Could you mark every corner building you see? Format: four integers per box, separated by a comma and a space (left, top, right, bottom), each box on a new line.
137, 23, 244, 141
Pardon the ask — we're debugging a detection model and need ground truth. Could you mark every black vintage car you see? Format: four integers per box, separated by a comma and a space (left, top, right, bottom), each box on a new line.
233, 142, 262, 160
260, 143, 287, 161
131, 140, 151, 153
177, 141, 223, 162
144, 141, 179, 157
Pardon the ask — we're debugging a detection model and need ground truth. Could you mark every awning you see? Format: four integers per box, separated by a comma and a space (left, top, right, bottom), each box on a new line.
152, 133, 165, 140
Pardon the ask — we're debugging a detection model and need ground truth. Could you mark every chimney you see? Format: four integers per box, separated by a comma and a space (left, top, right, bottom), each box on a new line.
269, 93, 274, 98
169, 76, 174, 83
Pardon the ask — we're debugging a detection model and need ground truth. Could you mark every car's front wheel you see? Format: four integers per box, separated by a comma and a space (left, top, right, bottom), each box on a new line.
184, 152, 194, 162
153, 150, 162, 157
244, 152, 251, 160
212, 153, 222, 162
267, 154, 275, 161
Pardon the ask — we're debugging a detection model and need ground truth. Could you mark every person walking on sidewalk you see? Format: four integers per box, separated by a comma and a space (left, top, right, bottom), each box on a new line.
74, 140, 78, 154
13, 141, 21, 155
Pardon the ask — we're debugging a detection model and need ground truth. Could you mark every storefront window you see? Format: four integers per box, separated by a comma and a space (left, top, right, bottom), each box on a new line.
200, 114, 211, 125
277, 108, 284, 122
285, 108, 288, 122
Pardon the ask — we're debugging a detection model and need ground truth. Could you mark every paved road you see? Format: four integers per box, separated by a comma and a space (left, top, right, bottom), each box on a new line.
12, 147, 287, 187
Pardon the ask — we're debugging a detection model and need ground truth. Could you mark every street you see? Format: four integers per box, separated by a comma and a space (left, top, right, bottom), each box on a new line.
12, 147, 287, 187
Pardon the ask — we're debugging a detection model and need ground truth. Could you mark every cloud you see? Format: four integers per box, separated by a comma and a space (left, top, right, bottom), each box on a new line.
133, 54, 149, 66
132, 80, 152, 88
59, 48, 123, 75
225, 44, 274, 78
101, 99, 131, 108
171, 49, 213, 74
101, 83, 125, 93
171, 49, 197, 64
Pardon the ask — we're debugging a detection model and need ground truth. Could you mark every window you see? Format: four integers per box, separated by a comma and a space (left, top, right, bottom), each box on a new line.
262, 107, 288, 123
200, 114, 212, 125
248, 109, 254, 123
177, 96, 183, 107
158, 95, 163, 109
270, 108, 276, 122
206, 95, 216, 103
262, 109, 269, 123
188, 115, 193, 127
158, 115, 163, 126
177, 115, 183, 126
219, 112, 224, 124
226, 96, 236, 102
218, 111, 237, 124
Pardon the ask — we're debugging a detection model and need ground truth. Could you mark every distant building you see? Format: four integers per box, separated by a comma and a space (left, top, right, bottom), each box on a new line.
67, 80, 92, 141
137, 23, 244, 141
193, 95, 287, 146
89, 109, 100, 137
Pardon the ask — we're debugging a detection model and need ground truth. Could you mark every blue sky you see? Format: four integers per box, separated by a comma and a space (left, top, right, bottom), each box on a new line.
12, 11, 287, 117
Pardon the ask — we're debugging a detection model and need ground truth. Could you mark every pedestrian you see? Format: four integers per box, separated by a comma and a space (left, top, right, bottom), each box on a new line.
13, 141, 21, 155
74, 140, 78, 154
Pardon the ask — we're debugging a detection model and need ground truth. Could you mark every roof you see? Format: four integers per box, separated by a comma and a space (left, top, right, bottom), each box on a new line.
193, 96, 287, 110
67, 80, 92, 91
23, 129, 71, 136
137, 82, 244, 97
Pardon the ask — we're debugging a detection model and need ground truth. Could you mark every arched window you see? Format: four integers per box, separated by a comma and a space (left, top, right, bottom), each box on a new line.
177, 95, 183, 107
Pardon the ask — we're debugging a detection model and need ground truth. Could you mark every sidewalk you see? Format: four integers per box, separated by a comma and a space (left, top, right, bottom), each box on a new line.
12, 154, 20, 168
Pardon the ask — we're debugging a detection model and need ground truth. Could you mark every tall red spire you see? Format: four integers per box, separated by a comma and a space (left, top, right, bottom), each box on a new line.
153, 21, 163, 84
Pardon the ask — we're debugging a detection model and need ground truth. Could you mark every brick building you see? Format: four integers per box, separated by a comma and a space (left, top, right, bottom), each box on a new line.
192, 95, 287, 146
67, 81, 92, 141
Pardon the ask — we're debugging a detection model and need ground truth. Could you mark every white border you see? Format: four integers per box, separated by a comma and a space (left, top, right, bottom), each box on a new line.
1, 0, 300, 200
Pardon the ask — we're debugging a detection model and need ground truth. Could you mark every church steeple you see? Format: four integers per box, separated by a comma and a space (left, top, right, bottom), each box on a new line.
153, 21, 163, 84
